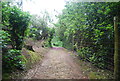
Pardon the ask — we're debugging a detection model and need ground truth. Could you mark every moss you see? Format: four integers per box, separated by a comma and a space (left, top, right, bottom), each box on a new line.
5, 48, 44, 79
89, 72, 106, 79
78, 59, 114, 79
2, 73, 11, 79
28, 50, 41, 63
21, 54, 28, 64
21, 49, 43, 69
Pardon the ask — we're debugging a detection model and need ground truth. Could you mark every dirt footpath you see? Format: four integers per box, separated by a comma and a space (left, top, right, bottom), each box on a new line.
24, 47, 87, 79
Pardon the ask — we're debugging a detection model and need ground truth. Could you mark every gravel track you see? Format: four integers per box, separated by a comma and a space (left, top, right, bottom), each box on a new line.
24, 47, 87, 79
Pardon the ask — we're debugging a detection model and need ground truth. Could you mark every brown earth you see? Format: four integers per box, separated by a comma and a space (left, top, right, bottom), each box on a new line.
24, 47, 88, 79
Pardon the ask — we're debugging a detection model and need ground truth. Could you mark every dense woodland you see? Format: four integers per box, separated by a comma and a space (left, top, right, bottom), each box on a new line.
1, 0, 120, 79
56, 2, 120, 69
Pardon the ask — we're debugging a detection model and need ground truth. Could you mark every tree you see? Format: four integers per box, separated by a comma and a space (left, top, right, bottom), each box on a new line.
48, 28, 55, 47
114, 16, 120, 80
28, 11, 53, 40
1, 2, 31, 72
56, 1, 120, 69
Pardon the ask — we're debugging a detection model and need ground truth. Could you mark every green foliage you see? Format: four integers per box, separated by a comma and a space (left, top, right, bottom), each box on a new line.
51, 36, 63, 47
2, 3, 31, 50
2, 2, 31, 75
38, 28, 55, 47
56, 1, 120, 69
2, 49, 25, 72
77, 47, 92, 60
46, 28, 55, 47
28, 12, 53, 40
0, 30, 11, 48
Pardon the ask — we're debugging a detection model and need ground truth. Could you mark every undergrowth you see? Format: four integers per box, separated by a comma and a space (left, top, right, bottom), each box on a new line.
3, 48, 44, 79
78, 60, 114, 79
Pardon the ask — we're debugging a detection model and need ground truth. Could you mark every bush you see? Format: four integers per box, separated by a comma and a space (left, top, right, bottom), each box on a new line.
3, 49, 25, 73
2, 2, 30, 73
77, 47, 92, 61
77, 46, 109, 69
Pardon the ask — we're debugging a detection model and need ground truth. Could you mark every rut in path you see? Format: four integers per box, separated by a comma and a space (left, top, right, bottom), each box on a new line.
24, 47, 87, 79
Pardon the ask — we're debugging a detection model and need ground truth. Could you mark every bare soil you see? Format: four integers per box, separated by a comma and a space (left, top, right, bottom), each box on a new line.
24, 47, 88, 79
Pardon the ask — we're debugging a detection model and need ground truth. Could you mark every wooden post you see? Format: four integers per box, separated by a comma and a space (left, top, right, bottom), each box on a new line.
114, 16, 119, 80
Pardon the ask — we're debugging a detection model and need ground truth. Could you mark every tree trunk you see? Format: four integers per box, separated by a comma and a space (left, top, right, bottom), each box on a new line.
114, 16, 120, 80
